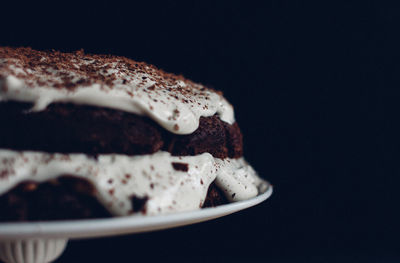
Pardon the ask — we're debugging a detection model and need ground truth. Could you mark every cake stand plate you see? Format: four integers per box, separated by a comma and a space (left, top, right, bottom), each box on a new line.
0, 181, 272, 263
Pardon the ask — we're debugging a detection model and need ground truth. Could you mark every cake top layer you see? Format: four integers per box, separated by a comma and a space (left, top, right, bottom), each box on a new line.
0, 47, 234, 134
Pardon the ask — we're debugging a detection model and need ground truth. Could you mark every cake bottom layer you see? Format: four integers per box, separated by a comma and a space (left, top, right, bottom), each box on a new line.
0, 149, 261, 220
0, 177, 227, 222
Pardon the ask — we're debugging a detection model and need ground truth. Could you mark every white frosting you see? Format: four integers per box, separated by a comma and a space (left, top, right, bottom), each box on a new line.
0, 150, 261, 216
0, 57, 234, 134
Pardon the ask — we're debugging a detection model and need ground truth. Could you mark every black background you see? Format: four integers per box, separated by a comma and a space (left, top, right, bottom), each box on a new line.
1, 1, 399, 262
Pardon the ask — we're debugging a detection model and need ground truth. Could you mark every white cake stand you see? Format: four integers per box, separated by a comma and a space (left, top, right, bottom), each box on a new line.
0, 181, 272, 263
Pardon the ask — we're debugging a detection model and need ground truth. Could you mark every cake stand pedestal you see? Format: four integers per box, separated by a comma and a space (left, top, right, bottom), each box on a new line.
0, 181, 272, 263
0, 239, 67, 263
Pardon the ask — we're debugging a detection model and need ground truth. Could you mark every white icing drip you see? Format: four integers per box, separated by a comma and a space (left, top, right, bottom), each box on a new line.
0, 150, 261, 216
0, 59, 234, 134
214, 158, 261, 201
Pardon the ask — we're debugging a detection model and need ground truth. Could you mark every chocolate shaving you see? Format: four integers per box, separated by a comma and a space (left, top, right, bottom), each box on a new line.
171, 162, 189, 172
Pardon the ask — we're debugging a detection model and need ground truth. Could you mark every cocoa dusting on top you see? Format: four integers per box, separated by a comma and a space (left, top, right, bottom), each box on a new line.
0, 47, 221, 103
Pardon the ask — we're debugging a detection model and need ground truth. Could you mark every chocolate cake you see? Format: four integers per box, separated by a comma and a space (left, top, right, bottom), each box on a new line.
0, 47, 263, 221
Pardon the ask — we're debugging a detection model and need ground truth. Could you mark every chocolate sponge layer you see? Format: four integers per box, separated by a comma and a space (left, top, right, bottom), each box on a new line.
0, 177, 112, 221
0, 177, 228, 222
0, 102, 243, 159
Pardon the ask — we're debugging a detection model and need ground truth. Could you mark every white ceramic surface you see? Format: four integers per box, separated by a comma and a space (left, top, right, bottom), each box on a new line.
0, 239, 67, 263
0, 180, 272, 263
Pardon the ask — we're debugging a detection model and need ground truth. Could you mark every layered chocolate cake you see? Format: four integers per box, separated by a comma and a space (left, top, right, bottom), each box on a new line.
0, 47, 263, 221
